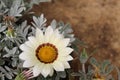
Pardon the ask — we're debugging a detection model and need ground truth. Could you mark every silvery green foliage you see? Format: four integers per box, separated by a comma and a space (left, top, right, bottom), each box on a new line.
31, 15, 75, 43
0, 24, 7, 32
3, 47, 19, 67
50, 20, 75, 43
0, 0, 25, 18
17, 21, 31, 41
0, 0, 51, 80
0, 0, 6, 8
58, 21, 75, 42
1, 21, 30, 46
0, 0, 73, 79
55, 71, 67, 80
0, 66, 17, 80
9, 0, 26, 17
1, 0, 13, 8
32, 14, 47, 29
80, 48, 88, 64
90, 58, 115, 80
71, 49, 117, 80
0, 22, 30, 80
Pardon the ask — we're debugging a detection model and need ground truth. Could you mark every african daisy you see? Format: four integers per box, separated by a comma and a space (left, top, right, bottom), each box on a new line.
19, 26, 73, 77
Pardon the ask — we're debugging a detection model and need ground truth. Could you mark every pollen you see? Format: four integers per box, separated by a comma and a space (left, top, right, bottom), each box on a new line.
36, 43, 58, 64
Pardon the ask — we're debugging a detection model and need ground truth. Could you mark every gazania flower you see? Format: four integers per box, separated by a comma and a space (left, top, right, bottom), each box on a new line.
19, 26, 73, 77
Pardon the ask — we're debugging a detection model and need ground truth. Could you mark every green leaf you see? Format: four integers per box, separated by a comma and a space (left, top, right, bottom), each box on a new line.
0, 58, 5, 65
73, 38, 87, 47
57, 71, 66, 78
71, 43, 80, 54
32, 14, 46, 28
80, 48, 88, 64
71, 72, 82, 77
50, 20, 57, 30
0, 25, 7, 32
58, 21, 75, 42
89, 57, 99, 67
105, 64, 114, 75
9, 0, 26, 17
101, 60, 111, 74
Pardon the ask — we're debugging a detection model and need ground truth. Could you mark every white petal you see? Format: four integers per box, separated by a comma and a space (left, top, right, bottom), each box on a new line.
66, 55, 73, 61
24, 41, 32, 47
57, 38, 70, 49
49, 68, 54, 76
44, 26, 54, 42
52, 61, 64, 71
45, 26, 53, 36
57, 56, 66, 61
36, 28, 44, 43
49, 30, 63, 45
56, 57, 71, 68
41, 64, 51, 77
25, 41, 39, 52
23, 59, 38, 67
63, 62, 70, 68
54, 29, 63, 38
50, 37, 61, 46
20, 44, 32, 52
59, 47, 73, 56
33, 63, 43, 77
28, 36, 39, 48
49, 29, 62, 42
53, 29, 61, 37
19, 52, 32, 60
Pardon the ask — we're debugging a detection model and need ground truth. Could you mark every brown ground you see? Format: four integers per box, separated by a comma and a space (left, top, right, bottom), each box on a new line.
29, 0, 120, 79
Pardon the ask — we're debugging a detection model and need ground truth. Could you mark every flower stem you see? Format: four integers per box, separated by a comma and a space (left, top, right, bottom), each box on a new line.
82, 63, 86, 73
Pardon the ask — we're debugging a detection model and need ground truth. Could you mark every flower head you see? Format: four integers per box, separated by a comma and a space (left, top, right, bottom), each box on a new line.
19, 26, 73, 77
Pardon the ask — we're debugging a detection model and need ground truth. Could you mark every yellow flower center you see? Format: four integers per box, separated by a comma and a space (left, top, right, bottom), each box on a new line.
36, 43, 58, 64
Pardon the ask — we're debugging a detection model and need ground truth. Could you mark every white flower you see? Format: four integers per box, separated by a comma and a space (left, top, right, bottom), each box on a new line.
19, 26, 73, 77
